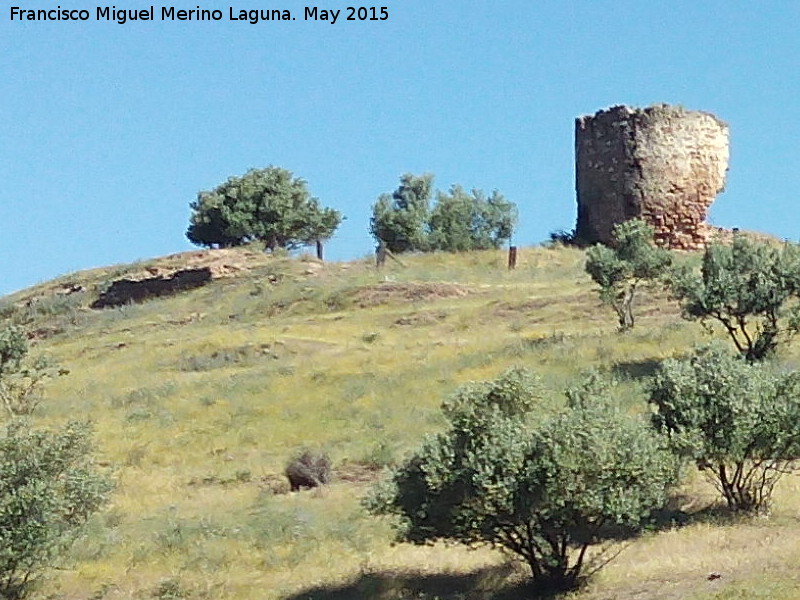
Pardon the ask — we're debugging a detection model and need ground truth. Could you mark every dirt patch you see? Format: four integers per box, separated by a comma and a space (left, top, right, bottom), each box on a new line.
353, 282, 471, 308
129, 247, 281, 281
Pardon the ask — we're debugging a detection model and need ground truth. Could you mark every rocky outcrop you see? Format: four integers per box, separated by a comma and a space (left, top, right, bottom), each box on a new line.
90, 267, 212, 309
575, 104, 729, 250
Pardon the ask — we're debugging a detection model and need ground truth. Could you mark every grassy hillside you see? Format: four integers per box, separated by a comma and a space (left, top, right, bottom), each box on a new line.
3, 245, 800, 600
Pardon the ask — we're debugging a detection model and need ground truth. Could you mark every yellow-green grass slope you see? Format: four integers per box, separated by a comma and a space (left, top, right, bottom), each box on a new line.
3, 246, 800, 600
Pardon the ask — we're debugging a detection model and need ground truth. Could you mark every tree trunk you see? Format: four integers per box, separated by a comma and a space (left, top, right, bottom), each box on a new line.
618, 286, 636, 330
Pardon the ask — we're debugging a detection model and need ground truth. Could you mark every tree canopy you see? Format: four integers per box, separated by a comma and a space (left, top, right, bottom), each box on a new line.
369, 173, 433, 254
670, 234, 800, 361
649, 344, 800, 512
368, 368, 677, 591
428, 186, 517, 252
0, 420, 112, 598
0, 326, 64, 417
585, 219, 672, 330
370, 173, 517, 253
186, 166, 342, 251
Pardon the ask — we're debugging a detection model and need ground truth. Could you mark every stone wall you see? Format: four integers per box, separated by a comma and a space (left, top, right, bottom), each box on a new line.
90, 267, 212, 309
575, 104, 729, 249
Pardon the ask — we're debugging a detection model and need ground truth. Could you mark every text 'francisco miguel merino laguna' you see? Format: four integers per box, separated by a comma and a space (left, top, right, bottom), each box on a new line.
9, 5, 390, 24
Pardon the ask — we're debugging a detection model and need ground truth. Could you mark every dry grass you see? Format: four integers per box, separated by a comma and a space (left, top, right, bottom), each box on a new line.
2, 245, 800, 599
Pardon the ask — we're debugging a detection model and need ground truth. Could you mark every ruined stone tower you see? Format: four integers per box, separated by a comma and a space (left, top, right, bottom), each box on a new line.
575, 104, 729, 249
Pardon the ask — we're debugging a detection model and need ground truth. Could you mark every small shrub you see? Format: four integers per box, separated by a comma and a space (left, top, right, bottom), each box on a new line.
547, 228, 580, 247
649, 344, 800, 513
585, 219, 672, 330
322, 289, 349, 311
670, 234, 800, 361
361, 331, 380, 344
0, 326, 66, 417
361, 440, 396, 469
152, 577, 189, 600
0, 420, 113, 599
235, 469, 252, 483
284, 449, 332, 491
260, 474, 291, 495
367, 368, 678, 592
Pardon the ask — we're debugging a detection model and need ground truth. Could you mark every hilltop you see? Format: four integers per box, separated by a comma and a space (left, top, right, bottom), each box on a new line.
2, 245, 799, 600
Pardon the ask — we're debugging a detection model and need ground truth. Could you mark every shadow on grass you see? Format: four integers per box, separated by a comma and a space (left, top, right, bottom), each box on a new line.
576, 494, 722, 547
280, 500, 743, 600
646, 492, 753, 532
281, 563, 568, 600
665, 496, 756, 526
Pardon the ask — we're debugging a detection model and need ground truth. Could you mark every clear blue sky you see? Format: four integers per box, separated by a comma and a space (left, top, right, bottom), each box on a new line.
2, 1, 799, 296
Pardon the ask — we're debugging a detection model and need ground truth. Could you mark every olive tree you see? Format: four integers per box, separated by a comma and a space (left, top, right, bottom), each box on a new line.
367, 369, 677, 591
428, 186, 517, 251
0, 420, 112, 598
187, 166, 342, 251
369, 173, 434, 254
585, 219, 672, 330
370, 174, 517, 254
670, 234, 800, 361
649, 344, 800, 513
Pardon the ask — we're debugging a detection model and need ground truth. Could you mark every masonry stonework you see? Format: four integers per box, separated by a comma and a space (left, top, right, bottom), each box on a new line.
575, 104, 729, 250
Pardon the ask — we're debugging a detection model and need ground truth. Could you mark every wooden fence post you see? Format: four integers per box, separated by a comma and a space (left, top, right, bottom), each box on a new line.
508, 246, 518, 270
376, 241, 387, 268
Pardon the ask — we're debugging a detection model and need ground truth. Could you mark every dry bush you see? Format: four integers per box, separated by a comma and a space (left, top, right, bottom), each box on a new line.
285, 449, 332, 491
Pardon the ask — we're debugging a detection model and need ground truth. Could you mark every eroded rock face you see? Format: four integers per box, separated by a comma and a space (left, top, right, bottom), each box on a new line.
575, 104, 729, 250
90, 267, 212, 309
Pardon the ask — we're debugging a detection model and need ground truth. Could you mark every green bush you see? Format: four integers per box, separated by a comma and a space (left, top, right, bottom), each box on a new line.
670, 234, 800, 361
367, 369, 677, 592
152, 577, 189, 599
0, 420, 113, 599
370, 173, 517, 254
427, 185, 516, 252
585, 219, 672, 330
370, 173, 433, 254
649, 344, 800, 513
547, 228, 580, 247
186, 165, 342, 251
0, 326, 66, 417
